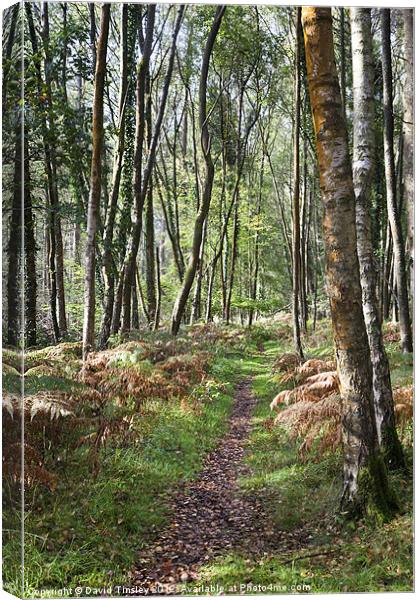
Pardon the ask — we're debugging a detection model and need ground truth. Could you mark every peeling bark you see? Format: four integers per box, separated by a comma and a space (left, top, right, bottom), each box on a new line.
302, 7, 395, 515
292, 7, 304, 360
401, 9, 414, 296
350, 8, 404, 469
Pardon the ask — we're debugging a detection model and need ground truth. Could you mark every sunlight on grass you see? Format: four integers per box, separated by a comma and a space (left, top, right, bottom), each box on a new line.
194, 321, 413, 594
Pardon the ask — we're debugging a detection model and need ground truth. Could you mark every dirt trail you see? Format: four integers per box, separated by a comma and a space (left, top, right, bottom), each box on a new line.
131, 380, 306, 593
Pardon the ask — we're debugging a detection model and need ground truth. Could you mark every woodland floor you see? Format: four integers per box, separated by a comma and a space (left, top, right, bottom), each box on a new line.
2, 321, 414, 596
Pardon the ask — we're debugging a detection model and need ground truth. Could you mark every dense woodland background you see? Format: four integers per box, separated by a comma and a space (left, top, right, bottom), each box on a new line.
2, 2, 414, 596
2, 3, 413, 347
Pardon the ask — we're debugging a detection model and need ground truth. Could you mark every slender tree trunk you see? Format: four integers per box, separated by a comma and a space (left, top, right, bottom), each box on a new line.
340, 8, 346, 114
120, 6, 183, 332
82, 4, 110, 358
25, 3, 60, 340
382, 222, 393, 321
89, 3, 97, 74
292, 8, 304, 360
119, 6, 156, 332
190, 219, 208, 324
171, 6, 226, 335
248, 156, 264, 328
155, 170, 185, 282
302, 7, 395, 516
131, 280, 139, 329
351, 7, 404, 469
300, 133, 309, 333
381, 9, 412, 353
225, 87, 245, 324
24, 139, 37, 347
5, 7, 22, 348
206, 258, 217, 323
401, 9, 414, 296
225, 191, 240, 324
41, 2, 67, 338
145, 75, 157, 326
7, 123, 22, 347
145, 185, 157, 327
136, 265, 150, 324
99, 3, 129, 348
154, 245, 162, 331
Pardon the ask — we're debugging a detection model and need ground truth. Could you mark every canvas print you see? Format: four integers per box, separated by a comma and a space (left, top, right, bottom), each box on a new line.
2, 2, 414, 597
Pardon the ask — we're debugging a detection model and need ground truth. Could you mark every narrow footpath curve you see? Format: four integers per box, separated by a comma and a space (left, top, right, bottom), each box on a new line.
130, 379, 307, 593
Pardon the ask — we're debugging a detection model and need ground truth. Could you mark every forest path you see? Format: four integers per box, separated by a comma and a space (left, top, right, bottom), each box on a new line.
130, 378, 304, 593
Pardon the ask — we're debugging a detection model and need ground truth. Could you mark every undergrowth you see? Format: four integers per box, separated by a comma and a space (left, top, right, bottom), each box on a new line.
2, 324, 258, 597
193, 320, 413, 594
2, 319, 413, 595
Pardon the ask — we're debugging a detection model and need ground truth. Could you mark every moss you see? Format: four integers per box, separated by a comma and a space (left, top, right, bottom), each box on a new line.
381, 426, 406, 472
356, 454, 399, 523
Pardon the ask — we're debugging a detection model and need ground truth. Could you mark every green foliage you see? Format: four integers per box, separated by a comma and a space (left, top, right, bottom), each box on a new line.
2, 335, 236, 595
192, 326, 413, 594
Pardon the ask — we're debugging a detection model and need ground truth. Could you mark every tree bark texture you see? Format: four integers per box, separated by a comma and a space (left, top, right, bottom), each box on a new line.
381, 9, 412, 353
401, 9, 414, 296
302, 7, 395, 515
292, 7, 305, 360
83, 4, 110, 358
350, 7, 404, 469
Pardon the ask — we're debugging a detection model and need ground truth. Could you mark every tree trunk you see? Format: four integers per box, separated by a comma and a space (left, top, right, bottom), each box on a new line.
82, 4, 110, 358
120, 6, 183, 332
340, 8, 346, 114
171, 6, 226, 335
156, 170, 185, 282
24, 138, 37, 348
154, 246, 162, 331
300, 132, 309, 333
89, 2, 97, 74
302, 7, 396, 516
190, 219, 208, 324
5, 7, 22, 348
119, 6, 156, 332
145, 185, 157, 327
26, 3, 67, 339
350, 7, 404, 469
145, 74, 157, 327
41, 2, 67, 338
131, 280, 139, 329
292, 8, 304, 360
381, 9, 412, 353
99, 3, 129, 349
7, 123, 22, 347
248, 156, 264, 328
401, 10, 414, 296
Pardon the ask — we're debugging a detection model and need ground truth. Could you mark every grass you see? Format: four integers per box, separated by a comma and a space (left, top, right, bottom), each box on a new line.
2, 336, 252, 598
2, 321, 413, 596
193, 321, 413, 594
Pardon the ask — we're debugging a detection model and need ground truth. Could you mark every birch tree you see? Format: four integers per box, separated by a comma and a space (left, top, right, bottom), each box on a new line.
401, 9, 414, 295
302, 6, 395, 515
350, 7, 404, 469
381, 9, 412, 353
292, 7, 304, 360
